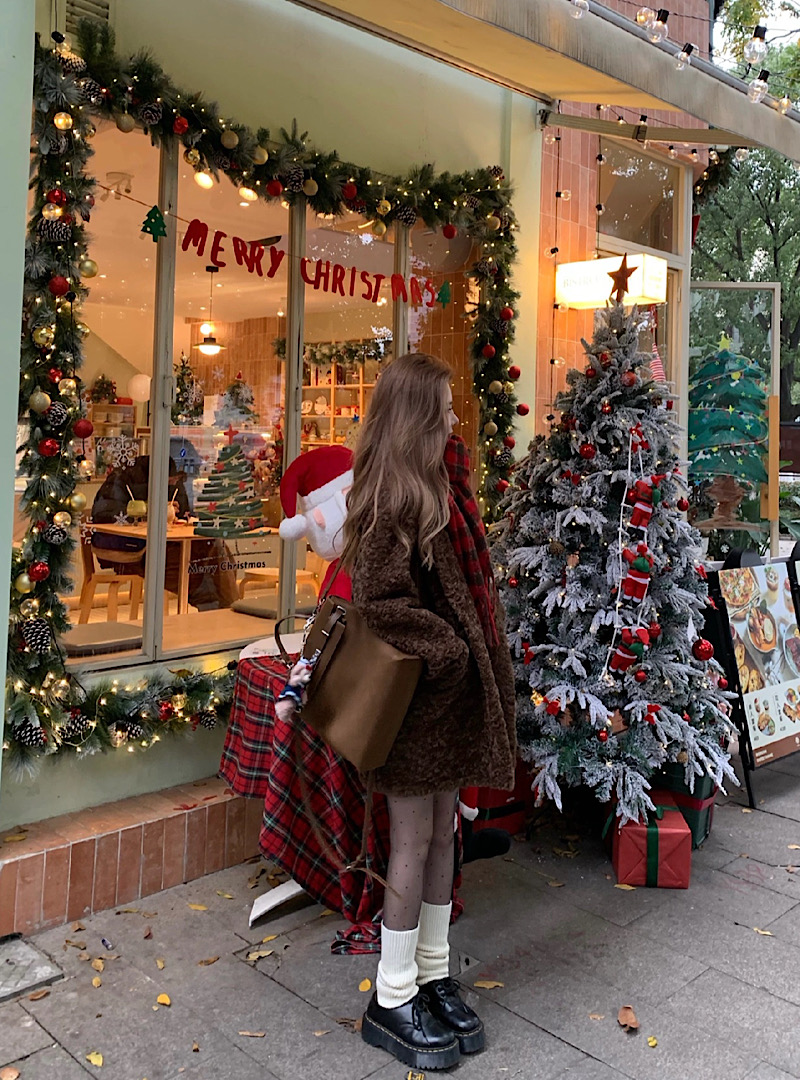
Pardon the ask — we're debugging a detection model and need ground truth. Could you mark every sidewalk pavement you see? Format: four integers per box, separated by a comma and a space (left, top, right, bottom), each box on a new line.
4, 754, 800, 1080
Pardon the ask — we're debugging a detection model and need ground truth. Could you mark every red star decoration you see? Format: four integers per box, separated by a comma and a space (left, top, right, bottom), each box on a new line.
608, 254, 635, 303
207, 501, 217, 512
224, 424, 239, 445
215, 462, 225, 473
238, 481, 247, 491
248, 517, 258, 530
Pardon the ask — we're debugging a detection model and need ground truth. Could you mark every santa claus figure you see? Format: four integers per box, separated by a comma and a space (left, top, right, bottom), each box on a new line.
609, 627, 649, 674
628, 476, 662, 530
621, 542, 654, 603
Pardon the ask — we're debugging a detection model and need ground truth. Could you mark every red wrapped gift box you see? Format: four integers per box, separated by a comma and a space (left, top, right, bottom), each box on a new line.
611, 790, 692, 889
462, 760, 534, 836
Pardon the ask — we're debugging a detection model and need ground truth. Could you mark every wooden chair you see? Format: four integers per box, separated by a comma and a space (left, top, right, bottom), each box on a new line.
78, 525, 144, 624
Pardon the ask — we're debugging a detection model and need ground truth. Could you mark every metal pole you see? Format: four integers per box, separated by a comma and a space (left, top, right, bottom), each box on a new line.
278, 204, 307, 620
393, 224, 409, 357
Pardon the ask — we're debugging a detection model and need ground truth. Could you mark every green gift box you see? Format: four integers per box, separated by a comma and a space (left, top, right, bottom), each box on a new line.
651, 763, 717, 848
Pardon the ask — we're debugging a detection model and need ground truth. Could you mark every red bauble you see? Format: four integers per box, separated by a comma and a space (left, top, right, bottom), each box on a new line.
500, 306, 515, 321
73, 418, 93, 439
597, 729, 609, 742
481, 344, 496, 359
516, 403, 530, 416
634, 670, 648, 684
677, 498, 689, 512
648, 621, 661, 641
496, 479, 510, 494
62, 214, 73, 225
545, 699, 561, 716
48, 368, 63, 383
571, 473, 582, 486
683, 712, 691, 722
173, 116, 189, 134
442, 223, 457, 239
666, 399, 674, 411
579, 442, 596, 461
692, 638, 714, 662
507, 365, 521, 380
621, 371, 637, 388
38, 438, 60, 457
159, 701, 175, 721
718, 677, 729, 691
342, 181, 358, 201
585, 366, 597, 379
266, 179, 283, 197
599, 351, 611, 368
503, 436, 516, 449
48, 276, 70, 297
507, 576, 519, 588
29, 561, 50, 582
601, 401, 613, 414
46, 188, 68, 206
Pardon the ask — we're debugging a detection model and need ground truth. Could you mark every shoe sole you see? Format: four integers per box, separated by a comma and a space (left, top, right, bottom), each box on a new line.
361, 1013, 461, 1070
457, 1023, 485, 1054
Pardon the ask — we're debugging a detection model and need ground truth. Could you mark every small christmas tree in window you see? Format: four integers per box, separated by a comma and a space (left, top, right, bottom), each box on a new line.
141, 205, 167, 242
172, 352, 204, 425
214, 371, 258, 428
194, 442, 263, 538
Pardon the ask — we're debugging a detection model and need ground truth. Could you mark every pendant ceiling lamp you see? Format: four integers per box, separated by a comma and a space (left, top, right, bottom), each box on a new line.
193, 265, 225, 356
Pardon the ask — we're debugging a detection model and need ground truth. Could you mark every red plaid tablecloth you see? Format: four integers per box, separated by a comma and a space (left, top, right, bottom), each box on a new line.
220, 656, 463, 953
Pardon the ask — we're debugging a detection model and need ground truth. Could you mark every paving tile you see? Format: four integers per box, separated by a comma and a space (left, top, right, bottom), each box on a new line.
204, 801, 226, 875
0, 937, 62, 1004
91, 832, 119, 913
665, 969, 800, 1076
707, 803, 800, 865
15, 852, 44, 935
763, 905, 800, 946
170, 1043, 282, 1079
41, 845, 70, 927
553, 1060, 633, 1080
266, 938, 378, 1017
66, 838, 95, 922
116, 824, 143, 905
722, 855, 800, 900
140, 819, 164, 897
653, 862, 796, 928
0, 1000, 54, 1064
0, 860, 19, 937
2, 1045, 93, 1079
740, 769, 800, 823
184, 807, 207, 882
224, 797, 246, 868
161, 813, 186, 889
744, 1064, 799, 1080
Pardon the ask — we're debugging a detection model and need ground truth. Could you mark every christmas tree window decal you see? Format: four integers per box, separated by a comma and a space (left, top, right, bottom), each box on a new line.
494, 303, 737, 827
141, 204, 167, 242
195, 426, 263, 538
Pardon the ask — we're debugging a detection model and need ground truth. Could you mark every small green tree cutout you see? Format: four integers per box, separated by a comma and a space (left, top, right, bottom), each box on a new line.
141, 205, 167, 242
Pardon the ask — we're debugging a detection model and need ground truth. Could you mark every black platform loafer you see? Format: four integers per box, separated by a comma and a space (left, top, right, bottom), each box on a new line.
361, 990, 461, 1070
418, 977, 485, 1053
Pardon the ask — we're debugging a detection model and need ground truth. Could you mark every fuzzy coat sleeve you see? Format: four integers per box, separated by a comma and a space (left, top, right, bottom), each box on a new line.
351, 518, 469, 688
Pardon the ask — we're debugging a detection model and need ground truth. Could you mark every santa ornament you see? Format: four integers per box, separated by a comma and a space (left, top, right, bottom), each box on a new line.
621, 542, 654, 603
628, 475, 662, 530
609, 627, 650, 674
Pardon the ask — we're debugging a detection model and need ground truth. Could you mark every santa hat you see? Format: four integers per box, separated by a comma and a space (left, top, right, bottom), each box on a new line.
278, 445, 354, 541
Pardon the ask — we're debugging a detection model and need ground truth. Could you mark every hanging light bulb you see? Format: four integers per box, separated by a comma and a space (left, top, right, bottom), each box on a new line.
748, 69, 770, 104
193, 266, 225, 356
690, 148, 699, 161
550, 357, 566, 367
647, 9, 669, 42
734, 147, 750, 162
668, 145, 678, 158
779, 95, 793, 115
596, 152, 607, 164
675, 42, 694, 70
238, 185, 258, 202
596, 202, 606, 215
569, 0, 590, 17
555, 189, 572, 201
544, 131, 559, 145
636, 6, 655, 28
708, 148, 720, 164
194, 170, 214, 190
743, 25, 768, 64
544, 245, 560, 259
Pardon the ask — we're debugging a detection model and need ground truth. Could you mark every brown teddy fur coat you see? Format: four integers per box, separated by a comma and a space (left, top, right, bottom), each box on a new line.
351, 517, 517, 797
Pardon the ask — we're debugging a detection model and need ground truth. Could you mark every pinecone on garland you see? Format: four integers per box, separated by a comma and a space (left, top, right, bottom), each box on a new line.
194, 709, 217, 730
14, 721, 47, 747
283, 163, 305, 193
489, 164, 505, 180
394, 204, 418, 227
38, 218, 72, 243
491, 317, 510, 336
138, 101, 163, 127
465, 194, 481, 212
211, 150, 232, 171
495, 447, 514, 468
474, 258, 493, 278
44, 401, 69, 428
42, 524, 68, 546
60, 711, 92, 741
57, 49, 86, 75
496, 392, 510, 405
126, 720, 145, 740
20, 618, 53, 654
79, 78, 105, 106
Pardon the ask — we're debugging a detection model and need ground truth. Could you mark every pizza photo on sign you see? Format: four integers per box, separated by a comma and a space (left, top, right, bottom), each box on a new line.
719, 567, 758, 613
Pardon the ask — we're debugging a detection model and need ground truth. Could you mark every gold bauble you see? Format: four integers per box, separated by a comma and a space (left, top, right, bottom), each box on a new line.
58, 377, 77, 395
78, 458, 95, 479
69, 491, 87, 512
171, 692, 188, 710
504, 381, 515, 394
20, 598, 40, 617
32, 325, 55, 348
85, 123, 96, 139
53, 511, 72, 527
183, 148, 201, 167
116, 112, 136, 133
14, 573, 33, 594
53, 111, 73, 131
41, 203, 63, 222
377, 199, 392, 216
220, 129, 239, 150
29, 390, 51, 414
302, 178, 318, 197
252, 145, 269, 165
486, 215, 502, 231
78, 258, 98, 278
488, 380, 503, 395
75, 322, 90, 337
484, 421, 498, 437
372, 220, 387, 237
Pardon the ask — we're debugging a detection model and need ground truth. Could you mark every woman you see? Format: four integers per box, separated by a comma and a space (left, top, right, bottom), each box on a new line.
342, 353, 516, 1070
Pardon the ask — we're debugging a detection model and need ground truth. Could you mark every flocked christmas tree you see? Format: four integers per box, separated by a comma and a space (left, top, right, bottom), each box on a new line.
195, 441, 263, 538
171, 352, 204, 425
493, 302, 736, 825
214, 371, 258, 428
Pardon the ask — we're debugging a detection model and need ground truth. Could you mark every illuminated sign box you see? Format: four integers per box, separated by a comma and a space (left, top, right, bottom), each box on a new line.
555, 254, 668, 310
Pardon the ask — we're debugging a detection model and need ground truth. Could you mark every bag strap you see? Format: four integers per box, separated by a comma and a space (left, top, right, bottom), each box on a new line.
274, 615, 308, 666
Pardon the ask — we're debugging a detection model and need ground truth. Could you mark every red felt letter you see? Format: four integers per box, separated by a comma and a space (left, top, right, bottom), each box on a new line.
266, 246, 285, 278
391, 273, 408, 303
182, 218, 208, 257
409, 277, 424, 306
424, 278, 437, 308
371, 273, 386, 303
360, 271, 374, 302
331, 263, 346, 296
209, 230, 227, 268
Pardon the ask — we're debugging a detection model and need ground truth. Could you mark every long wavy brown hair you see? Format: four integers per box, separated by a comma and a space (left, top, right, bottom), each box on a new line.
341, 353, 452, 570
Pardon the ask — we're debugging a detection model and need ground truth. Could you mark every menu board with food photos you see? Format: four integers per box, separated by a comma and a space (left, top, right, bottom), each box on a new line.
719, 562, 800, 766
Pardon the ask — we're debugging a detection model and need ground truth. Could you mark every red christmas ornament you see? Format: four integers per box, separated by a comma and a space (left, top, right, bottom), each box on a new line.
62, 214, 73, 225
683, 712, 691, 722
85, 194, 95, 209
516, 403, 530, 416
503, 436, 516, 449
645, 712, 657, 725
585, 366, 597, 379
442, 223, 457, 239
500, 306, 515, 321
621, 371, 637, 388
718, 677, 729, 690
266, 179, 283, 197
342, 181, 358, 201
73, 418, 93, 439
507, 365, 521, 380
507, 577, 519, 588
481, 343, 496, 359
545, 699, 561, 716
692, 638, 714, 662
696, 564, 708, 581
159, 701, 175, 721
46, 188, 68, 206
173, 116, 189, 134
677, 497, 689, 512
38, 438, 60, 457
48, 368, 63, 383
666, 399, 674, 410
48, 275, 70, 297
634, 670, 648, 683
579, 442, 597, 461
597, 729, 609, 742
29, 561, 50, 582
571, 472, 582, 486
496, 479, 510, 494
601, 401, 613, 414
648, 621, 661, 641
599, 351, 611, 367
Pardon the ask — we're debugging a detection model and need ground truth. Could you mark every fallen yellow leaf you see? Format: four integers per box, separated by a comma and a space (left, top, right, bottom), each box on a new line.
238, 1031, 266, 1038
3, 834, 27, 843
72, 921, 86, 932
216, 891, 234, 899
187, 903, 208, 911
198, 956, 219, 966
617, 1005, 639, 1032
143, 927, 152, 940
474, 980, 504, 989
156, 958, 165, 970
789, 844, 800, 850
261, 935, 277, 943
192, 1042, 200, 1052
91, 958, 104, 973
28, 988, 50, 1001
246, 949, 273, 962
321, 909, 336, 916
588, 1013, 605, 1021
117, 907, 140, 914
547, 879, 565, 888
614, 883, 637, 891
92, 976, 102, 988
742, 808, 753, 813
0, 1067, 21, 1080
753, 928, 774, 936
313, 1030, 331, 1037
78, 952, 91, 962
647, 1036, 658, 1048
358, 978, 373, 992
65, 939, 86, 949
85, 1051, 104, 1067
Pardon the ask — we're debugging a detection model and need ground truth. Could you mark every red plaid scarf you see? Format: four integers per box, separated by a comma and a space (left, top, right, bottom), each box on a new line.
445, 434, 498, 646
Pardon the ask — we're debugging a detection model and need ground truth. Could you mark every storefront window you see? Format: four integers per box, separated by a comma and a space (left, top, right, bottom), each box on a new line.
599, 140, 680, 254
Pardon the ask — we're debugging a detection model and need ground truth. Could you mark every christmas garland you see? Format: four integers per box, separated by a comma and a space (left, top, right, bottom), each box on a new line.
8, 22, 522, 771
274, 335, 392, 369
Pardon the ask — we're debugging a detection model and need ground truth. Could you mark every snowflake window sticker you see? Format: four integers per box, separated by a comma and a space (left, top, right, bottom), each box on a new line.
98, 435, 139, 471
